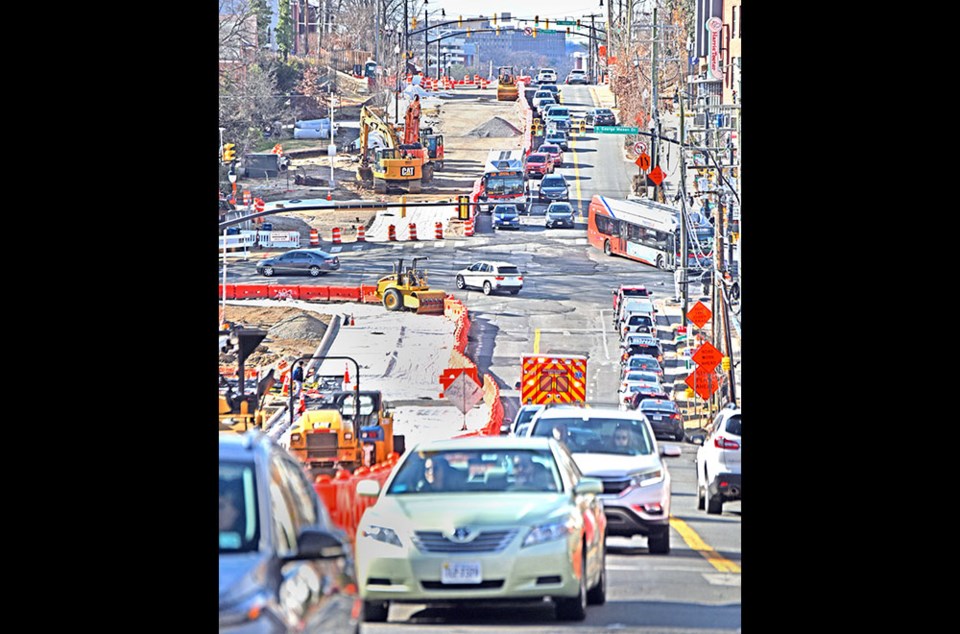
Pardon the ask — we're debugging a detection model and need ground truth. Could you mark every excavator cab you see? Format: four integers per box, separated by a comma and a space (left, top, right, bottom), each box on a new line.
374, 257, 446, 314
420, 127, 445, 169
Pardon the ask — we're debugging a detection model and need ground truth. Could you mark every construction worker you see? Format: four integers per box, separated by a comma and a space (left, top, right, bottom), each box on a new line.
292, 361, 305, 398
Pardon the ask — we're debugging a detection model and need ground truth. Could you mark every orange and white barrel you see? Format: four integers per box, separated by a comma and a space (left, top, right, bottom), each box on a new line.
388, 225, 397, 241
435, 222, 443, 239
309, 228, 320, 246
465, 218, 475, 237
356, 225, 366, 241
408, 223, 418, 241
331, 227, 341, 244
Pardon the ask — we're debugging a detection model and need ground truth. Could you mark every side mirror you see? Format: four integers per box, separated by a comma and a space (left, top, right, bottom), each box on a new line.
574, 478, 603, 495
356, 479, 381, 497
289, 527, 346, 561
660, 444, 682, 458
514, 381, 521, 390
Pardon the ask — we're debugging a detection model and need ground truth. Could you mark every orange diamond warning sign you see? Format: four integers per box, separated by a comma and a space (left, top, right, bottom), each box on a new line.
686, 301, 712, 328
684, 367, 720, 400
692, 341, 723, 371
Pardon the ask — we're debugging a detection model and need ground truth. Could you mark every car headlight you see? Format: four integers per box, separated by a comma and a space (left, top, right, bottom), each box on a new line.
631, 469, 664, 488
359, 524, 402, 547
522, 516, 577, 548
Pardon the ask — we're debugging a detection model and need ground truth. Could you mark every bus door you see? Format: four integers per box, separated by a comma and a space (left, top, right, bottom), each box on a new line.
618, 219, 629, 254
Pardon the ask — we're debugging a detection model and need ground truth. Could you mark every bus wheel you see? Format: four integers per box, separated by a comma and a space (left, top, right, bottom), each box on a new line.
603, 240, 611, 255
656, 255, 664, 269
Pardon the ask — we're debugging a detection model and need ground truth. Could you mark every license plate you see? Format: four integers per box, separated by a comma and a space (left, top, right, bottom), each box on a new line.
441, 562, 482, 584
651, 415, 662, 420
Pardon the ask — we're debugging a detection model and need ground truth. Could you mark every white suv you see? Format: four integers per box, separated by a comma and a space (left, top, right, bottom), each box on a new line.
520, 406, 680, 554
696, 406, 741, 514
454, 260, 523, 295
536, 68, 557, 84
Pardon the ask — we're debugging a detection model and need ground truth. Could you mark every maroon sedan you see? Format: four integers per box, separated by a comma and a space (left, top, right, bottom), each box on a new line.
525, 152, 554, 178
538, 143, 564, 167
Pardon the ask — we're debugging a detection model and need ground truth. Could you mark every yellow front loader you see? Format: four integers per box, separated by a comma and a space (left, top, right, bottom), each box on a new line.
374, 257, 446, 314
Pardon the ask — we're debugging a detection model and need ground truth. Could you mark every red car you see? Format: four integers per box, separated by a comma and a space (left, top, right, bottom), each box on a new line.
612, 284, 653, 312
538, 143, 564, 167
525, 152, 554, 178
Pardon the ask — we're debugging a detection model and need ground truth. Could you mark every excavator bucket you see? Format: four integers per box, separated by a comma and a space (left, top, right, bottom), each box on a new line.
412, 291, 447, 314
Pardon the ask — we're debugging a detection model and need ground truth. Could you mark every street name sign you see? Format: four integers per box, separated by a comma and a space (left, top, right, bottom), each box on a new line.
595, 126, 640, 134
556, 20, 576, 25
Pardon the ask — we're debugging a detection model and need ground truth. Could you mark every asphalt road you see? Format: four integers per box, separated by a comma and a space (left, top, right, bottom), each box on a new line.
220, 83, 741, 632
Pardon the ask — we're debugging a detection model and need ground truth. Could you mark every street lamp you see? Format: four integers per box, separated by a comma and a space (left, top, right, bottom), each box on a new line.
394, 43, 401, 124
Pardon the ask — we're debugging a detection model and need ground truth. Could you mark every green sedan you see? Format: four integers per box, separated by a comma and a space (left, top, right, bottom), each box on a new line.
355, 436, 608, 622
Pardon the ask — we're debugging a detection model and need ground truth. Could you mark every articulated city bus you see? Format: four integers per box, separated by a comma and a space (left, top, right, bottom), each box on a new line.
587, 195, 713, 270
479, 149, 527, 212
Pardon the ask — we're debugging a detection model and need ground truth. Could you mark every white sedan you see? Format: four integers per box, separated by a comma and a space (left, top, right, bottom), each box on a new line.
455, 260, 523, 295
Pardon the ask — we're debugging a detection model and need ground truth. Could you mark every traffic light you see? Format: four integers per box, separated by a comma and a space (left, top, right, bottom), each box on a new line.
458, 15, 462, 27
566, 27, 571, 35
534, 15, 539, 25
577, 19, 581, 28
222, 143, 236, 163
496, 26, 500, 36
532, 27, 537, 38
467, 28, 471, 37
545, 18, 550, 29
458, 195, 470, 219
493, 13, 497, 25
411, 16, 417, 29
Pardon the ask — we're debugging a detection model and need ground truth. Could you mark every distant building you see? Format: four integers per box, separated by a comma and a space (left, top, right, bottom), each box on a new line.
466, 24, 568, 75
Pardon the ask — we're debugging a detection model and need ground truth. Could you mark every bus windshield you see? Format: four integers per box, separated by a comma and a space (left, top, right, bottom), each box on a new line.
485, 174, 525, 195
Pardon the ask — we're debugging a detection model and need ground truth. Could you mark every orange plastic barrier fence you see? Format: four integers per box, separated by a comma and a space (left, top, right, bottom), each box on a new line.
360, 284, 380, 303
218, 284, 236, 300
234, 285, 270, 299
328, 286, 362, 301
299, 285, 330, 301
268, 285, 301, 300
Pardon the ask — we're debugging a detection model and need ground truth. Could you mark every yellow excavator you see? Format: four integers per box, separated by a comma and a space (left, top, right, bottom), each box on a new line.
374, 257, 446, 314
497, 66, 519, 101
357, 105, 424, 194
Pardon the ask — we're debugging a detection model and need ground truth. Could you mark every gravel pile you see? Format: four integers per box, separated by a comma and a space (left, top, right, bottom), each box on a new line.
466, 116, 522, 137
268, 313, 329, 340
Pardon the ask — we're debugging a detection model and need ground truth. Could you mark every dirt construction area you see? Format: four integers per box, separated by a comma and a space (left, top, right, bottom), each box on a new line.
219, 305, 334, 370
228, 87, 525, 239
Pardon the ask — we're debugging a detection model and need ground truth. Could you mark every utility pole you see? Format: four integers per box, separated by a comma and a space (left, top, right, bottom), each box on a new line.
650, 4, 660, 201
721, 278, 737, 406
403, 0, 409, 63
679, 84, 689, 323
424, 5, 429, 77
590, 14, 597, 84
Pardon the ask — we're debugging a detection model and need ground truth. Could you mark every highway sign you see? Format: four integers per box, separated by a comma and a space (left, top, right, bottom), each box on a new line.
685, 368, 720, 400
648, 165, 665, 185
445, 372, 483, 414
595, 126, 640, 134
635, 153, 651, 170
557, 20, 576, 25
692, 341, 723, 371
687, 301, 712, 328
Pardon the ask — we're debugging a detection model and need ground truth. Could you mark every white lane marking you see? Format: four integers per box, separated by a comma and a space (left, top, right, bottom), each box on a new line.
703, 573, 742, 586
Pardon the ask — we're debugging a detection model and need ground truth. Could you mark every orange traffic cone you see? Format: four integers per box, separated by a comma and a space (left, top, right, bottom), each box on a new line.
350, 314, 355, 327
298, 393, 306, 414
344, 364, 351, 385
280, 371, 290, 396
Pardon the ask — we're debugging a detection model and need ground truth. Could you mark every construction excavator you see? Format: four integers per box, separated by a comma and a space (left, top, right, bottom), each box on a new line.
497, 65, 519, 101
374, 257, 446, 314
397, 95, 438, 179
357, 105, 425, 194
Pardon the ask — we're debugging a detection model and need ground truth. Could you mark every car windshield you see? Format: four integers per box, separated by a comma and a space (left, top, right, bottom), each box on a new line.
597, 109, 612, 115
531, 417, 654, 456
641, 401, 677, 413
540, 145, 560, 154
549, 109, 570, 118
386, 449, 562, 493
626, 315, 653, 326
548, 206, 572, 214
725, 414, 741, 436
626, 371, 659, 383
621, 288, 650, 297
527, 155, 545, 163
497, 266, 520, 274
628, 345, 661, 357
486, 175, 525, 195
542, 177, 564, 187
628, 358, 660, 370
219, 461, 260, 553
516, 407, 543, 426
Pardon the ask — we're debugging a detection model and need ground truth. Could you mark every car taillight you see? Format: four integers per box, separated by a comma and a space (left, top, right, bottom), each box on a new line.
714, 436, 740, 450
669, 414, 681, 420
495, 276, 504, 280
518, 276, 523, 281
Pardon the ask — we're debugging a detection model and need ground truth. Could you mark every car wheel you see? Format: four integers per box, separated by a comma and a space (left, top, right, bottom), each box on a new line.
483, 281, 493, 295
455, 275, 466, 290
603, 240, 611, 255
648, 527, 670, 555
261, 266, 274, 277
383, 288, 403, 311
705, 480, 723, 515
362, 600, 389, 622
676, 429, 686, 442
309, 265, 322, 277
555, 550, 588, 620
655, 255, 664, 270
586, 540, 607, 605
697, 481, 706, 510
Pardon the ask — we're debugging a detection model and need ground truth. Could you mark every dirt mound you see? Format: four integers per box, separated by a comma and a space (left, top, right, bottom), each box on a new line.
268, 313, 329, 340
466, 116, 522, 137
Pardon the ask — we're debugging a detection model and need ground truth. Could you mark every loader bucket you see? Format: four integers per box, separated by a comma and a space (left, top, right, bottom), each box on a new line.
413, 291, 447, 314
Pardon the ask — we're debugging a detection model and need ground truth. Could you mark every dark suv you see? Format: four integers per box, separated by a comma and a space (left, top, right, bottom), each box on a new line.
586, 108, 617, 127
219, 431, 359, 633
